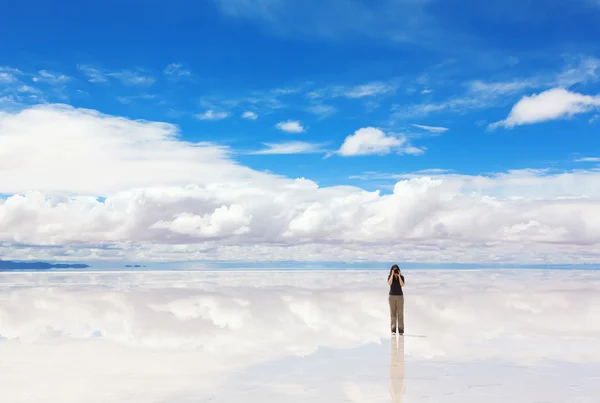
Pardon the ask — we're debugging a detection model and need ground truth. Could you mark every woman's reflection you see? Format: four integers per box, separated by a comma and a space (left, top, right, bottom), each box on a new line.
389, 336, 406, 402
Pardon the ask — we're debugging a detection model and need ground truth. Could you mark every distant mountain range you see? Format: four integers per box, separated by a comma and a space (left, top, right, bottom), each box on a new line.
0, 260, 90, 270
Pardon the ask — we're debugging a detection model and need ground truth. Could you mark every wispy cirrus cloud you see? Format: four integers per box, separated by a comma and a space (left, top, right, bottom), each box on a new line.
393, 57, 600, 120
77, 64, 155, 86
107, 70, 155, 86
276, 120, 305, 133
0, 71, 20, 83
339, 81, 397, 99
308, 80, 398, 101
212, 0, 434, 45
349, 168, 452, 180
249, 141, 327, 155
163, 63, 192, 80
574, 157, 600, 163
411, 124, 449, 134
117, 94, 156, 104
306, 104, 337, 118
32, 70, 71, 85
195, 109, 230, 120
0, 67, 47, 106
77, 65, 109, 83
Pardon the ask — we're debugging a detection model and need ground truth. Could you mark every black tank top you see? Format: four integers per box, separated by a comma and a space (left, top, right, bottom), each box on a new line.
389, 274, 404, 296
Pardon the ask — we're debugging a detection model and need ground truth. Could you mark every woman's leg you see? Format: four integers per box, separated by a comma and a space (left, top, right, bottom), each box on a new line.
397, 296, 404, 334
389, 296, 397, 333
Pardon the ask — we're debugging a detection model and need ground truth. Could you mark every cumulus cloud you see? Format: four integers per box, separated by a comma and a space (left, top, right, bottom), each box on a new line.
0, 104, 270, 195
195, 109, 230, 120
336, 127, 420, 156
249, 141, 327, 155
276, 120, 305, 133
1, 105, 600, 263
489, 88, 600, 129
241, 111, 258, 120
151, 205, 252, 237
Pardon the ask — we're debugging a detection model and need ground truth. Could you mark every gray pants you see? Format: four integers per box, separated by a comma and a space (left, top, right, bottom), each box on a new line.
389, 295, 404, 333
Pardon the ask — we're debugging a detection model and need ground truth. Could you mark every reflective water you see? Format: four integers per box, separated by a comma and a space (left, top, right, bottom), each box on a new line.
1, 269, 598, 402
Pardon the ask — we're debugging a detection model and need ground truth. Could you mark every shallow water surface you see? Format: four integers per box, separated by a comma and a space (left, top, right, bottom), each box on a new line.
1, 269, 598, 402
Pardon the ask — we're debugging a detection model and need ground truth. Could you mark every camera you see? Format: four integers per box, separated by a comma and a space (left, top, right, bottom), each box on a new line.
394, 268, 400, 274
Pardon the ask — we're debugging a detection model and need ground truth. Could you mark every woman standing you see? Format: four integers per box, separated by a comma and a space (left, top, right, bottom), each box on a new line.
387, 264, 405, 335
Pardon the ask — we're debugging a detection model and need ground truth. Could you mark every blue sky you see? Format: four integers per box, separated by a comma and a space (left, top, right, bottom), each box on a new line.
2, 0, 599, 187
1, 0, 600, 264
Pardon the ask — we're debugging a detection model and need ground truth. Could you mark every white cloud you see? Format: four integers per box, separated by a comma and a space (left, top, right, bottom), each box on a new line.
249, 141, 326, 155
163, 63, 191, 79
276, 120, 305, 133
395, 57, 600, 119
0, 104, 257, 195
350, 169, 452, 180
336, 127, 408, 156
32, 70, 70, 85
212, 0, 432, 45
468, 79, 537, 95
555, 56, 600, 87
0, 67, 23, 84
195, 109, 230, 120
117, 94, 156, 104
0, 66, 24, 75
489, 88, 600, 129
151, 205, 251, 237
400, 145, 426, 155
107, 70, 155, 86
574, 157, 600, 162
306, 91, 322, 99
271, 86, 302, 95
77, 64, 109, 83
0, 72, 17, 83
2, 105, 600, 263
17, 85, 38, 94
342, 82, 396, 98
77, 65, 155, 86
241, 111, 258, 120
306, 104, 336, 117
411, 124, 449, 134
